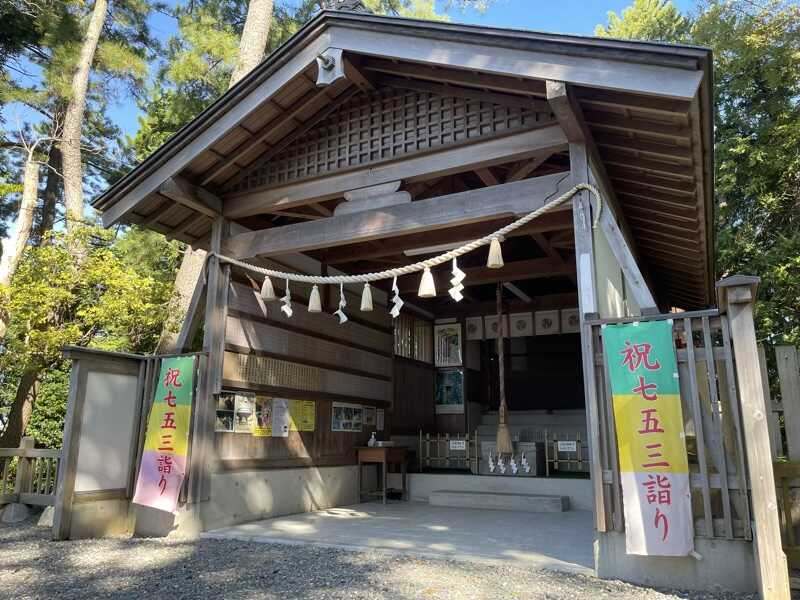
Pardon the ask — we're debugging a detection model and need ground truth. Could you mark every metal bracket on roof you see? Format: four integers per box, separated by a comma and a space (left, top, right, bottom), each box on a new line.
316, 48, 345, 87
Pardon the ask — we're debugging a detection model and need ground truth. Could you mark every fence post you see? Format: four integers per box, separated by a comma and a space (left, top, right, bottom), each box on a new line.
12, 437, 35, 497
757, 345, 783, 458
776, 345, 800, 461
717, 276, 790, 600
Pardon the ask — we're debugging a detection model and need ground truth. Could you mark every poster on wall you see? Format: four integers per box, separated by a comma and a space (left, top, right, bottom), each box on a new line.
332, 402, 363, 432
363, 406, 376, 430
434, 323, 462, 367
288, 399, 316, 432
132, 355, 196, 514
252, 397, 316, 436
436, 368, 464, 414
271, 398, 290, 437
215, 391, 256, 433
602, 320, 693, 556
252, 396, 273, 437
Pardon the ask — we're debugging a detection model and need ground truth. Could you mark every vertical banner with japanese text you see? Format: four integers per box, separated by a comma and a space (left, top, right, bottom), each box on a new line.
133, 356, 196, 514
603, 320, 693, 556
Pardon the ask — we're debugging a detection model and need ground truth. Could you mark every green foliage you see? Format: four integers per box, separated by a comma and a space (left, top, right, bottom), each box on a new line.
596, 0, 800, 345
24, 365, 69, 448
595, 0, 690, 42
0, 225, 179, 443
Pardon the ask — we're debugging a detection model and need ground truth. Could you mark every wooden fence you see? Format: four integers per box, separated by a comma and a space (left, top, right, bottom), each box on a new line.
590, 310, 752, 541
0, 437, 60, 507
760, 344, 800, 568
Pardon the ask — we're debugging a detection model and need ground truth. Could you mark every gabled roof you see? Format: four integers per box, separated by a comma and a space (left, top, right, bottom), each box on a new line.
93, 10, 714, 309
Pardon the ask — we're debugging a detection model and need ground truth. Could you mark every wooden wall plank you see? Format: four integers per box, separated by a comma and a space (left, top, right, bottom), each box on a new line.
777, 345, 800, 461
222, 351, 391, 403
228, 281, 393, 354
225, 314, 392, 378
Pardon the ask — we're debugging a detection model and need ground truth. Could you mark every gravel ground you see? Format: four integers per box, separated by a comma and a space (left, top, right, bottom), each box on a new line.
0, 518, 757, 600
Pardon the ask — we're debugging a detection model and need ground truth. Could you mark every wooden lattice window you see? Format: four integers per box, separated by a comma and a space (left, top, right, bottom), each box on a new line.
226, 87, 549, 194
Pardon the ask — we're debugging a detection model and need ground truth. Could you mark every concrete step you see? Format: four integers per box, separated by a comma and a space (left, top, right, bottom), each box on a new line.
428, 489, 569, 513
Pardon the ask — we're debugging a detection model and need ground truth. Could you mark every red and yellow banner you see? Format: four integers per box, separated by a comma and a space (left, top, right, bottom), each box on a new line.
603, 320, 693, 556
133, 356, 196, 514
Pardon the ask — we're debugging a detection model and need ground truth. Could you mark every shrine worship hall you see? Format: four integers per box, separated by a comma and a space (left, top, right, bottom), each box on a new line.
49, 5, 793, 599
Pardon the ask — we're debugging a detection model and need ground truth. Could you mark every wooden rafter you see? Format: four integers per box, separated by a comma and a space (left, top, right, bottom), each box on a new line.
396, 258, 575, 295
218, 86, 364, 192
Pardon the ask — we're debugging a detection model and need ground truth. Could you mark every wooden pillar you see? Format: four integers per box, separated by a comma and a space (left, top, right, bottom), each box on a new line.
717, 275, 790, 600
187, 215, 229, 504
570, 139, 607, 533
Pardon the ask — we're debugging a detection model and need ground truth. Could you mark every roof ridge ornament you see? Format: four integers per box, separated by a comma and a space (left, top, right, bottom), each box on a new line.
321, 0, 372, 13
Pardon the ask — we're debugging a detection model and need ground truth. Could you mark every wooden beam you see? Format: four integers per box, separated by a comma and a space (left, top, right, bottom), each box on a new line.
596, 203, 658, 313
434, 292, 578, 318
475, 168, 500, 187
532, 232, 576, 285
397, 258, 575, 294
573, 87, 691, 117
359, 57, 547, 96
583, 110, 691, 140
374, 74, 552, 112
318, 211, 573, 265
593, 132, 692, 162
158, 176, 222, 217
199, 85, 335, 186
175, 265, 207, 352
547, 79, 657, 310
342, 55, 375, 91
223, 172, 573, 259
506, 154, 551, 182
222, 124, 568, 218
330, 25, 704, 100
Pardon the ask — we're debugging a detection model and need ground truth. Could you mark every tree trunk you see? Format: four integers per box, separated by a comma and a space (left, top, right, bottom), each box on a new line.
156, 246, 206, 353
0, 370, 38, 448
61, 0, 108, 230
0, 159, 40, 340
36, 144, 61, 242
158, 0, 274, 352
229, 0, 274, 87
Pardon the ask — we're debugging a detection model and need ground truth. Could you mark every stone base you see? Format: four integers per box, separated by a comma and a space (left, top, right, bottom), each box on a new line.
1, 503, 31, 524
596, 531, 757, 593
429, 489, 569, 512
37, 506, 54, 528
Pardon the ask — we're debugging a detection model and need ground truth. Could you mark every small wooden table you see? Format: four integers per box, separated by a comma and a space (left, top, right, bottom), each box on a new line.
356, 446, 409, 504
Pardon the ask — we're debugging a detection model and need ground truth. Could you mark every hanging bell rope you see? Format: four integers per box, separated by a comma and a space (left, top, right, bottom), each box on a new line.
212, 183, 602, 287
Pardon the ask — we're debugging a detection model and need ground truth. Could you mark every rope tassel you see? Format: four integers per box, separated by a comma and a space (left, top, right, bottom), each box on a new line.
449, 258, 465, 302
487, 237, 504, 269
360, 283, 373, 311
334, 283, 348, 324
261, 276, 277, 301
390, 276, 403, 318
308, 284, 322, 313
418, 267, 436, 298
280, 279, 293, 318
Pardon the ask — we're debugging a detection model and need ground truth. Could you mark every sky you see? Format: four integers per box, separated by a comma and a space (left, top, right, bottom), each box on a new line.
107, 0, 697, 138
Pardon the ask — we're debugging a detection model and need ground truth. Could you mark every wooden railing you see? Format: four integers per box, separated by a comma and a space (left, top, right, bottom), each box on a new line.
589, 310, 752, 541
0, 437, 60, 507
761, 344, 800, 569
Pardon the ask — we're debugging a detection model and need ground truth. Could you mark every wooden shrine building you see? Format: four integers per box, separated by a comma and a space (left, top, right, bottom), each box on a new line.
51, 6, 790, 598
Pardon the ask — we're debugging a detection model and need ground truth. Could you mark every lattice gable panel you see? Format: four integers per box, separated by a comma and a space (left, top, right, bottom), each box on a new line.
224, 86, 554, 194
